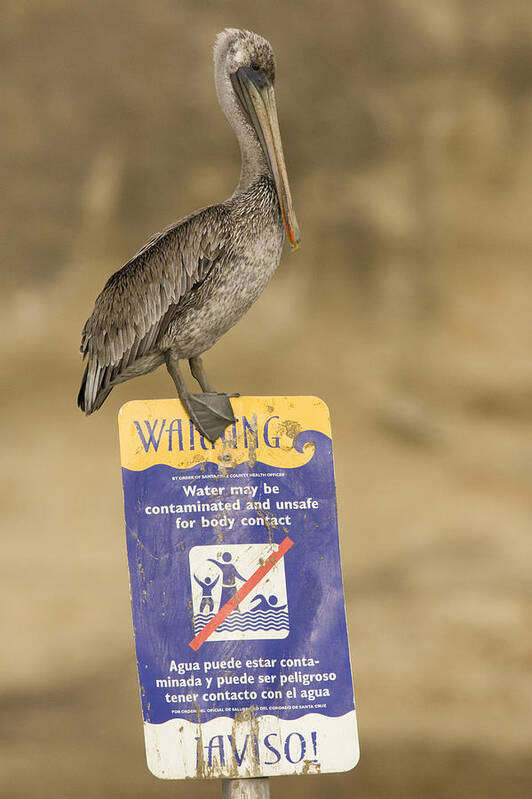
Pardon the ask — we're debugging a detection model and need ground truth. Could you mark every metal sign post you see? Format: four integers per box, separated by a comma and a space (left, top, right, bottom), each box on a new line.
223, 777, 270, 799
118, 396, 359, 785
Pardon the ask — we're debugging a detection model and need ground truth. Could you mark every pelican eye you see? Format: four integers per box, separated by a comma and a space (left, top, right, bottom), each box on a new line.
250, 62, 260, 71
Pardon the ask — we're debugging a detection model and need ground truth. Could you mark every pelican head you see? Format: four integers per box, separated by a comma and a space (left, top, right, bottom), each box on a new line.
214, 28, 300, 250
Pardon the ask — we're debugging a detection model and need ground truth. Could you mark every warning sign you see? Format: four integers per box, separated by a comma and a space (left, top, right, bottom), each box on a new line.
119, 396, 359, 779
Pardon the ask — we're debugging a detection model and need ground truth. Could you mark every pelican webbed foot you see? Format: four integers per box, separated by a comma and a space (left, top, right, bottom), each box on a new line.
187, 392, 236, 443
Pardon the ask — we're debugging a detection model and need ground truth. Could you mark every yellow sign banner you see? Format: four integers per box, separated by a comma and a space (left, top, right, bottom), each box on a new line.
118, 395, 332, 472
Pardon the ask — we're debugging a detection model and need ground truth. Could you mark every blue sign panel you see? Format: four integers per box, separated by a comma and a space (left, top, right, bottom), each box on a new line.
119, 396, 359, 779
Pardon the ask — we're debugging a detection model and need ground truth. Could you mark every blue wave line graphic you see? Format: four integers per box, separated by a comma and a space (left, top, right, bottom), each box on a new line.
197, 619, 289, 628
193, 607, 290, 634
193, 625, 289, 634
192, 624, 289, 630
192, 613, 289, 620
216, 616, 289, 623
192, 621, 290, 628
194, 608, 288, 619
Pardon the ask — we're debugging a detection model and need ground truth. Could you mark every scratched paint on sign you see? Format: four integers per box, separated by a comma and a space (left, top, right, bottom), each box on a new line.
119, 396, 359, 779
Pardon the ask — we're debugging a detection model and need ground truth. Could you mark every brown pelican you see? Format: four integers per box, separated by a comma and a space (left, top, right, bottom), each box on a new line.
78, 28, 300, 441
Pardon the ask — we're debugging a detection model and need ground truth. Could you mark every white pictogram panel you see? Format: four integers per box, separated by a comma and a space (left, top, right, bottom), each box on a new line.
189, 543, 289, 641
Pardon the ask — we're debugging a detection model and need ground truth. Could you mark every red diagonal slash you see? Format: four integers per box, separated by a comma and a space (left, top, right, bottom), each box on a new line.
189, 536, 294, 651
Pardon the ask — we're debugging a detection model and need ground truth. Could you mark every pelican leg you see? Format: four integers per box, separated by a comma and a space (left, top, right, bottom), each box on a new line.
189, 356, 216, 392
166, 353, 235, 443
190, 356, 241, 400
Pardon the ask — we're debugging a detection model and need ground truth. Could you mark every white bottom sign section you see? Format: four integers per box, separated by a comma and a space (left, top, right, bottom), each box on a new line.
144, 711, 359, 779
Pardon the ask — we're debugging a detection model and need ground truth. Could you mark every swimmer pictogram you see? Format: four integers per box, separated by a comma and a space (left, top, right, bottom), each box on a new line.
188, 538, 292, 648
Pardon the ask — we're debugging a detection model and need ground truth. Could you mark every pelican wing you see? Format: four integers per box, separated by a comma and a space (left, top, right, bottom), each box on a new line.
78, 205, 229, 413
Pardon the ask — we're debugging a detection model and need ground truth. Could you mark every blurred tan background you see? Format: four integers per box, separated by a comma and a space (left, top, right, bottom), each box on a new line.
2, 1, 532, 797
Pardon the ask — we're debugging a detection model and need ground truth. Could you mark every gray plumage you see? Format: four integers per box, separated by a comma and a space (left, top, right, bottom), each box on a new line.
78, 28, 299, 421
